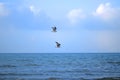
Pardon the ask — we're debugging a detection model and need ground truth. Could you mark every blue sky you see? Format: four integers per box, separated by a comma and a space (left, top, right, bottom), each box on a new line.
0, 0, 120, 53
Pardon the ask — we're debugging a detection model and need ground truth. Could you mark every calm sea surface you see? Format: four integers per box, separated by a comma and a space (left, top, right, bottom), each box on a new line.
0, 53, 120, 80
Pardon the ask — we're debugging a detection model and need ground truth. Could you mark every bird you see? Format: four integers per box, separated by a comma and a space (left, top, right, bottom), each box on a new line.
55, 42, 61, 48
52, 26, 57, 32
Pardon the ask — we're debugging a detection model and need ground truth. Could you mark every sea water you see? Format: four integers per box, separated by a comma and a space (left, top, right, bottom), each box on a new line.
0, 53, 120, 80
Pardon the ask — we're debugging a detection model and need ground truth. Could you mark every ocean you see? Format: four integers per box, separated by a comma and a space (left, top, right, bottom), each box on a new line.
0, 53, 120, 80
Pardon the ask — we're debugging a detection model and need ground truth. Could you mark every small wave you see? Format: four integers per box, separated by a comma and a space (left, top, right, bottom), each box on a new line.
0, 73, 44, 76
0, 65, 16, 68
16, 59, 33, 62
0, 78, 24, 80
107, 61, 120, 65
95, 77, 120, 80
24, 63, 41, 67
47, 77, 61, 80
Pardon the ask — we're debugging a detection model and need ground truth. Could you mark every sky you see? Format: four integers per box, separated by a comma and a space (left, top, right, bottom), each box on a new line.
0, 0, 120, 53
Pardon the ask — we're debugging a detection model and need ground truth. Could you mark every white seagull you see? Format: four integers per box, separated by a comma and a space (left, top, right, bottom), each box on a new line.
55, 42, 61, 48
52, 26, 57, 32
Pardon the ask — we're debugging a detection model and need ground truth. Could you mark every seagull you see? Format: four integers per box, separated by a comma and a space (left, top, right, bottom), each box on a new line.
52, 26, 57, 32
55, 42, 61, 48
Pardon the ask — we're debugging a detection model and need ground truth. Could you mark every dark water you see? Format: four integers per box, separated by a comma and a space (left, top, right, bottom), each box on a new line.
0, 53, 120, 80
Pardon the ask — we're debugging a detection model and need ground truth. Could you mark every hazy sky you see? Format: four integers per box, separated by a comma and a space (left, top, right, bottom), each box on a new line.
0, 0, 120, 53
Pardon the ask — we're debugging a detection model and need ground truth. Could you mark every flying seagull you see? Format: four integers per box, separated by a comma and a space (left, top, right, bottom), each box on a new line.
52, 26, 57, 32
56, 42, 61, 48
